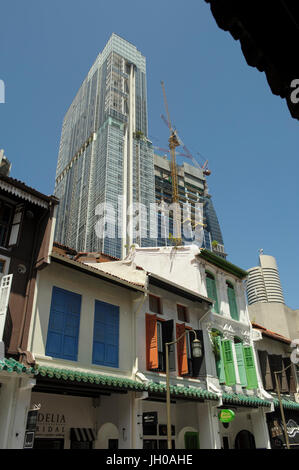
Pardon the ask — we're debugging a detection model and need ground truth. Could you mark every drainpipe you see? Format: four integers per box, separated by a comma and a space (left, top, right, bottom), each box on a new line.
131, 277, 148, 449
17, 204, 51, 356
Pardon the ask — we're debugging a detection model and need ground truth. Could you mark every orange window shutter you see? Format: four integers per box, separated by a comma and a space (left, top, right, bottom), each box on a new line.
146, 314, 158, 370
176, 323, 188, 375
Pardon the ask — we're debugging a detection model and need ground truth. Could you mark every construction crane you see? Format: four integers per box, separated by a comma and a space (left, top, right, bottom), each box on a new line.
160, 81, 181, 245
160, 113, 211, 176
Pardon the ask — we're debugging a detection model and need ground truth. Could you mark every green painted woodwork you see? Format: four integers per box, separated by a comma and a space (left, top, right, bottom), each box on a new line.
206, 274, 219, 314
222, 339, 236, 386
235, 342, 247, 387
243, 346, 258, 390
227, 284, 239, 321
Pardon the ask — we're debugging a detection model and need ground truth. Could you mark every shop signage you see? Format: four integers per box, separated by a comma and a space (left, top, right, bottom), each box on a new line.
218, 409, 235, 423
286, 419, 299, 438
35, 413, 66, 436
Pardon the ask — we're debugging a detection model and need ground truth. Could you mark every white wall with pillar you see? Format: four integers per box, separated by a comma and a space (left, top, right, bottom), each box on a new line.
0, 373, 35, 449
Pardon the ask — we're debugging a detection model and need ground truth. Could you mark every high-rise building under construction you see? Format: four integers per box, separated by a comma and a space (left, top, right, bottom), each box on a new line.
54, 33, 155, 258
154, 153, 226, 258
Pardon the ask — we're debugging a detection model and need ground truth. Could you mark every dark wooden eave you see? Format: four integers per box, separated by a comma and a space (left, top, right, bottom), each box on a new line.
205, 0, 299, 120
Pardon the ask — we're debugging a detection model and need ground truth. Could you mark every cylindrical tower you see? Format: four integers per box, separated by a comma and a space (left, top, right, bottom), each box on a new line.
246, 254, 284, 305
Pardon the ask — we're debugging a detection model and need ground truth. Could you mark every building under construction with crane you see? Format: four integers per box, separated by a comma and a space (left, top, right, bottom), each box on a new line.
154, 153, 226, 257
157, 81, 226, 257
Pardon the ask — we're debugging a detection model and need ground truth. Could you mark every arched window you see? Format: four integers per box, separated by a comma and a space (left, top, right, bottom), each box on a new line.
205, 272, 219, 314
226, 281, 239, 321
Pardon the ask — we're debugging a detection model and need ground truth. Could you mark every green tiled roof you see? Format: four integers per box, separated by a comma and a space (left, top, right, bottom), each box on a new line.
272, 396, 299, 410
144, 382, 219, 401
34, 365, 218, 401
222, 392, 272, 408
199, 249, 248, 279
0, 357, 35, 374
34, 365, 146, 391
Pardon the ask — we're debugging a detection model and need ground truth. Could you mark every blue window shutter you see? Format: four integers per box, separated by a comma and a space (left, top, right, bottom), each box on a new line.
93, 300, 119, 368
46, 286, 81, 361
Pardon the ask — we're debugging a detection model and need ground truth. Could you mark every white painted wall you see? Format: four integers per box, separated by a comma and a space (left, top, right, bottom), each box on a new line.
28, 262, 135, 377
0, 374, 34, 449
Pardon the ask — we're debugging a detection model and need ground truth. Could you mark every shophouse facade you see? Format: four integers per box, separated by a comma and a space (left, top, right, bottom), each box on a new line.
252, 322, 299, 449
0, 172, 58, 449
89, 245, 273, 449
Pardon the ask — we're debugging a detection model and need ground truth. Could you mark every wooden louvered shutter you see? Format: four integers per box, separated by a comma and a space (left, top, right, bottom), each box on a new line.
235, 342, 247, 387
227, 284, 239, 321
215, 335, 225, 384
222, 339, 236, 386
269, 355, 287, 392
162, 320, 175, 372
279, 356, 288, 392
243, 346, 258, 389
93, 300, 119, 368
146, 314, 158, 370
206, 275, 219, 314
258, 350, 273, 390
176, 323, 188, 376
46, 286, 81, 361
283, 357, 297, 393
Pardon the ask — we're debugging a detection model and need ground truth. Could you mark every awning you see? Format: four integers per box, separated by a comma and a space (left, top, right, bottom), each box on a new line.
70, 428, 96, 442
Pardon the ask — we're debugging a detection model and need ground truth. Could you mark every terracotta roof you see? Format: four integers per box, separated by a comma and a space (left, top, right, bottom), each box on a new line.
53, 241, 78, 256
252, 322, 291, 344
51, 251, 146, 291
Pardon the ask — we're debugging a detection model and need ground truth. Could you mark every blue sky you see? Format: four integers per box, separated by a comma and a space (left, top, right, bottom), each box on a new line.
0, 0, 298, 309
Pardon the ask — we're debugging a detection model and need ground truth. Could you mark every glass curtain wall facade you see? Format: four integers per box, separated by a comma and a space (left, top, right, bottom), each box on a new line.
54, 34, 156, 258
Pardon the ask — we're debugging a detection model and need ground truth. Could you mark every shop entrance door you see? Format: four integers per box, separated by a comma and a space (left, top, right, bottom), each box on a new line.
33, 438, 64, 449
235, 430, 256, 449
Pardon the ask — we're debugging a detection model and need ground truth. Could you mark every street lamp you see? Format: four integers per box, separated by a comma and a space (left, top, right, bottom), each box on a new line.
165, 329, 202, 449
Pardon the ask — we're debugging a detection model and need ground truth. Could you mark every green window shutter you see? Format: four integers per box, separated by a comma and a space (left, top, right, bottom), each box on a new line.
215, 335, 225, 384
227, 285, 239, 321
206, 275, 219, 314
235, 342, 247, 387
222, 339, 236, 386
243, 346, 258, 389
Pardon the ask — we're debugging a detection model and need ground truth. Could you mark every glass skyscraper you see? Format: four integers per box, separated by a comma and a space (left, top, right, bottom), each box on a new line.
54, 34, 155, 258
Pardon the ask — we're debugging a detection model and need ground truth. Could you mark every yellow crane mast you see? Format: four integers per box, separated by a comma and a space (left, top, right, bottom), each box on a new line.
160, 81, 181, 245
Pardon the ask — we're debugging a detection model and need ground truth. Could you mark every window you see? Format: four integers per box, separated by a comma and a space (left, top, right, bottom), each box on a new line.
145, 314, 174, 372
176, 325, 205, 377
149, 294, 162, 314
211, 332, 236, 386
92, 299, 119, 368
0, 259, 6, 274
242, 346, 258, 389
177, 304, 188, 322
234, 337, 247, 387
226, 281, 239, 321
46, 287, 81, 361
205, 272, 219, 314
0, 202, 13, 247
